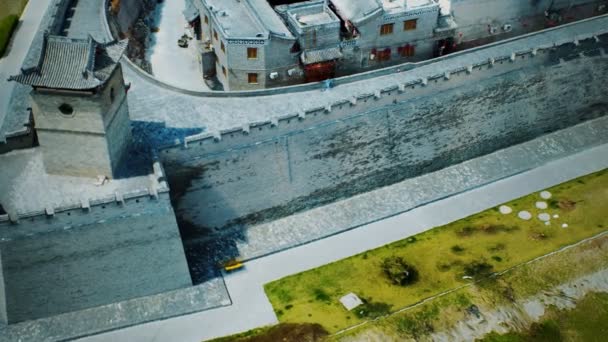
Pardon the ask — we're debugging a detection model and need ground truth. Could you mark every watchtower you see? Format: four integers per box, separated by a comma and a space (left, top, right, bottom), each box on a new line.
10, 35, 131, 178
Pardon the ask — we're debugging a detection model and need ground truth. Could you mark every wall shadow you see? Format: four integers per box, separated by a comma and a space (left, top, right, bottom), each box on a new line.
115, 120, 203, 179
164, 163, 250, 285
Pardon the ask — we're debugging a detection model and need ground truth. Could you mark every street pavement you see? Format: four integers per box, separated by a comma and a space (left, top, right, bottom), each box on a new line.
147, 0, 210, 91
78, 141, 608, 342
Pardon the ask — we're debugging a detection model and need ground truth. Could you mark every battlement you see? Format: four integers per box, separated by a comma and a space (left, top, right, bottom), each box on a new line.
160, 31, 607, 164
162, 23, 608, 230
0, 160, 169, 233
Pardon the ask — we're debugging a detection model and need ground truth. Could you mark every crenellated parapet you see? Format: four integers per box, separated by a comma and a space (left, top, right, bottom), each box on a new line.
160, 25, 608, 231
160, 31, 608, 165
0, 161, 169, 234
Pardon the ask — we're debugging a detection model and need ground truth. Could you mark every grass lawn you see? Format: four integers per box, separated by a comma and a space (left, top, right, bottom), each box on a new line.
481, 292, 608, 342
0, 0, 28, 57
334, 226, 608, 341
264, 168, 608, 334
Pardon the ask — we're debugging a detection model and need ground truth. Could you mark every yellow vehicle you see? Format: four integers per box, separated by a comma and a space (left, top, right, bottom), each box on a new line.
222, 259, 244, 272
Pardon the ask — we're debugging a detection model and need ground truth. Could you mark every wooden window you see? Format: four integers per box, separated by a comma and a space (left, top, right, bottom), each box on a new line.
221, 41, 225, 53
377, 48, 391, 61
404, 19, 417, 31
380, 23, 394, 36
222, 66, 226, 77
204, 15, 208, 24
214, 29, 218, 40
247, 47, 258, 59
399, 44, 415, 57
248, 73, 258, 84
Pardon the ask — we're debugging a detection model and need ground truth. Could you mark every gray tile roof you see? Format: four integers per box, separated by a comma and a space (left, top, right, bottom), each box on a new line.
200, 0, 293, 39
301, 47, 343, 64
9, 35, 127, 90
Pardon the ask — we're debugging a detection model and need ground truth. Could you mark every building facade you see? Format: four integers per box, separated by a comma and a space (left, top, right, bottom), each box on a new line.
188, 0, 457, 90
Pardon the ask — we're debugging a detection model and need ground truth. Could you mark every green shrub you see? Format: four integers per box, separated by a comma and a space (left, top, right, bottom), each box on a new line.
396, 315, 434, 338
451, 244, 466, 254
463, 260, 494, 280
491, 255, 503, 262
354, 300, 391, 319
381, 256, 419, 286
0, 15, 19, 57
313, 288, 331, 303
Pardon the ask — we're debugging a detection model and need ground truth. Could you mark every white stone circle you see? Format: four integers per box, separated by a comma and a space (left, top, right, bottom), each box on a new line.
518, 211, 532, 220
553, 214, 559, 219
562, 223, 569, 228
540, 191, 552, 199
538, 213, 551, 222
535, 201, 548, 209
499, 205, 513, 214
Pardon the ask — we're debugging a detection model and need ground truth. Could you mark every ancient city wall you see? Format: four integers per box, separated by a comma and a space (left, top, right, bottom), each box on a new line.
161, 33, 608, 234
0, 163, 192, 324
0, 192, 191, 323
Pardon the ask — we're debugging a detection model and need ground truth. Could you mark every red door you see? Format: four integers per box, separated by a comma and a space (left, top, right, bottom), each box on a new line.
304, 61, 336, 83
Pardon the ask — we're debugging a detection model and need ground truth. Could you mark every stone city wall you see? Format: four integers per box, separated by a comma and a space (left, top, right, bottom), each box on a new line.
0, 163, 193, 324
0, 192, 191, 323
0, 161, 168, 226
160, 33, 608, 235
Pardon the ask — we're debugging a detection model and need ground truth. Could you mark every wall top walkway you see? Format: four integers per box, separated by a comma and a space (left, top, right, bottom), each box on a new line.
123, 14, 608, 143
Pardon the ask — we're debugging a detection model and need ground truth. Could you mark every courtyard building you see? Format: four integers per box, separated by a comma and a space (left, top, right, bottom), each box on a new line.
187, 0, 457, 90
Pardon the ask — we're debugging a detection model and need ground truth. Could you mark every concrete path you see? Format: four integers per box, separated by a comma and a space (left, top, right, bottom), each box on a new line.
0, 0, 52, 135
147, 0, 210, 91
79, 141, 608, 342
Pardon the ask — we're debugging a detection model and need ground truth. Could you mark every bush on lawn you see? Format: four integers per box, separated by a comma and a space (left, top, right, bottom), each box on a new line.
463, 260, 494, 280
354, 300, 392, 319
0, 15, 19, 57
381, 256, 419, 286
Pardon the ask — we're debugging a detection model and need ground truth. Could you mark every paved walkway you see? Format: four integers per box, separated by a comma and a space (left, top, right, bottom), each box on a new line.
147, 0, 210, 91
79, 139, 608, 342
0, 0, 52, 140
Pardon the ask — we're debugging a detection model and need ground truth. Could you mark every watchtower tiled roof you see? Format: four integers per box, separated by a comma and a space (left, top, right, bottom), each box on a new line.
9, 35, 127, 90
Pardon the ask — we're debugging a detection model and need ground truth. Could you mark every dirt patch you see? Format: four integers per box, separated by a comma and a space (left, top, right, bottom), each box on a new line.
530, 231, 549, 241
432, 268, 608, 341
456, 226, 476, 237
558, 199, 577, 211
219, 323, 328, 342
480, 224, 519, 235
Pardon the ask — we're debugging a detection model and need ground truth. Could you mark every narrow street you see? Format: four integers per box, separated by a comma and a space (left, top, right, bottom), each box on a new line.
78, 141, 608, 342
146, 0, 210, 91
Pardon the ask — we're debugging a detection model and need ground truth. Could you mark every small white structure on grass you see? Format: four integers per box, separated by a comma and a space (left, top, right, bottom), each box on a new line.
536, 201, 548, 209
518, 211, 532, 220
540, 191, 552, 199
538, 213, 551, 222
340, 292, 364, 311
499, 205, 512, 214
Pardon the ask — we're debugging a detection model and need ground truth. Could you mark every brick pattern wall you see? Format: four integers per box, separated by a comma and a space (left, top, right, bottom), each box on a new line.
162, 36, 608, 233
